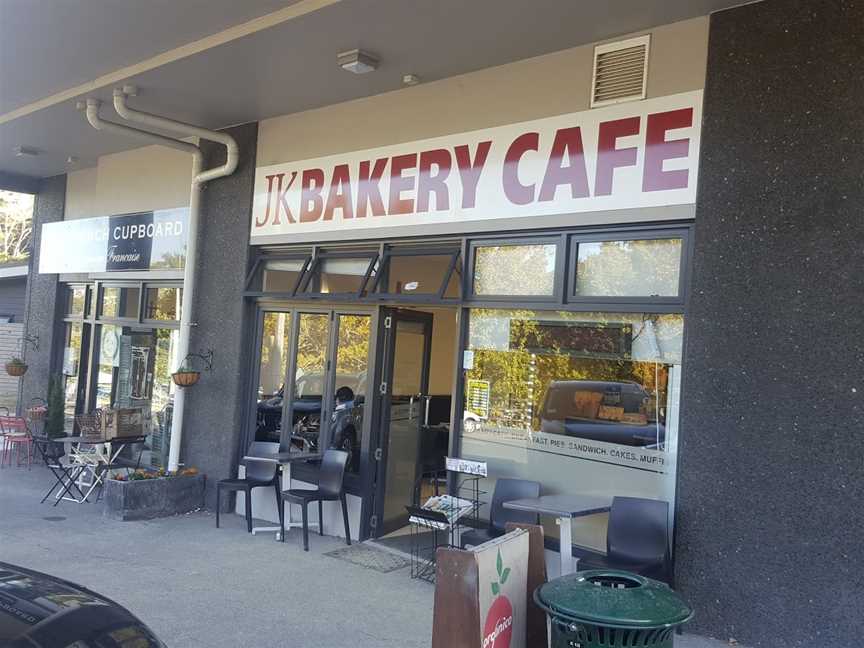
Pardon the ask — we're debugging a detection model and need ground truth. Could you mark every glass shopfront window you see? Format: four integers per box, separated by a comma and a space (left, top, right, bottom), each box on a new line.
254, 312, 292, 443
574, 238, 683, 298
460, 309, 682, 552
65, 286, 87, 316
100, 286, 140, 319
61, 322, 85, 431
144, 287, 182, 321
331, 314, 370, 472
472, 243, 558, 297
93, 324, 179, 467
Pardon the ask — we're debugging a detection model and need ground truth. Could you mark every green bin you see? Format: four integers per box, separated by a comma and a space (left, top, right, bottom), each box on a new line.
534, 570, 693, 648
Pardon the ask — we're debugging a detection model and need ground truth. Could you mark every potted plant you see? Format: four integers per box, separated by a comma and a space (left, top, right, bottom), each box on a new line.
103, 467, 205, 520
5, 357, 28, 377
171, 361, 200, 387
44, 375, 66, 440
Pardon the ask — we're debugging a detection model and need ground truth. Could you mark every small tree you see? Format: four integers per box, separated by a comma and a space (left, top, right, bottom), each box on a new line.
44, 374, 66, 439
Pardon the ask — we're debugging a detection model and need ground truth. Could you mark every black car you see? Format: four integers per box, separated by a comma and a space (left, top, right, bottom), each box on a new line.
256, 372, 365, 465
539, 380, 666, 448
0, 561, 165, 647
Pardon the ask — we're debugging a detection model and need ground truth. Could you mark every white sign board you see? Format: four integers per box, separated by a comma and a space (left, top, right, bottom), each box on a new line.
251, 91, 703, 243
446, 456, 488, 477
475, 530, 529, 648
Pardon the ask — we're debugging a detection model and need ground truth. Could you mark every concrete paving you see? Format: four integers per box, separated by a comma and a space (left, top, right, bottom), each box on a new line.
0, 466, 743, 648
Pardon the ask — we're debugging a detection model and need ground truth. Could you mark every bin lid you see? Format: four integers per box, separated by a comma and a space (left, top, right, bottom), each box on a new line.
534, 570, 693, 628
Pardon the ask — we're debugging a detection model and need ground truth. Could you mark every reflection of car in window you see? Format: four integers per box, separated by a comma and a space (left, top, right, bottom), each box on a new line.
256, 373, 365, 468
539, 380, 665, 448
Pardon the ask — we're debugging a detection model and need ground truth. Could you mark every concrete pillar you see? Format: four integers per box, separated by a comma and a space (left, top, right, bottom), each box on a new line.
677, 2, 864, 645
20, 174, 66, 410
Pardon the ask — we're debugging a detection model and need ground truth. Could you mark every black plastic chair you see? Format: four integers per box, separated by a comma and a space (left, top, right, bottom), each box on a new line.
216, 448, 282, 533
572, 496, 671, 583
280, 449, 350, 551
461, 478, 541, 548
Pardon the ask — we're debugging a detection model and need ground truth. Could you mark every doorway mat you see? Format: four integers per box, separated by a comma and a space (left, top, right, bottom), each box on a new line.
324, 543, 411, 573
371, 530, 435, 556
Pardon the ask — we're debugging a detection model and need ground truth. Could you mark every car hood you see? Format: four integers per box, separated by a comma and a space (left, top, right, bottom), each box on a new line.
0, 561, 164, 647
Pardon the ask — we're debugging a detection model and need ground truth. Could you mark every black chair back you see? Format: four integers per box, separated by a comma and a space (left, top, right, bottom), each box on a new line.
490, 478, 541, 532
318, 449, 349, 497
607, 496, 669, 564
244, 457, 279, 482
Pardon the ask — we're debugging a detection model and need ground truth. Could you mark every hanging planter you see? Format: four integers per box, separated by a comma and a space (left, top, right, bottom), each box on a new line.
5, 357, 28, 377
172, 368, 201, 387
170, 350, 214, 388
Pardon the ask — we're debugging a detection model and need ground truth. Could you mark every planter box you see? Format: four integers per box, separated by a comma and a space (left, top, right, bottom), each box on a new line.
103, 473, 206, 521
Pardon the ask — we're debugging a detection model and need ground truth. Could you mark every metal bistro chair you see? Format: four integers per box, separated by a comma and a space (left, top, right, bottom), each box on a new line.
460, 478, 541, 549
216, 444, 283, 533
280, 449, 350, 551
0, 411, 32, 469
571, 496, 672, 583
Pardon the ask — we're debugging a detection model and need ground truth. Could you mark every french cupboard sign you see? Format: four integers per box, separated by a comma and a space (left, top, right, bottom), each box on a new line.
250, 91, 702, 243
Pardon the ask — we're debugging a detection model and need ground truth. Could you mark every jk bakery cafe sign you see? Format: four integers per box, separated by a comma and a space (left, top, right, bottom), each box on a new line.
39, 208, 188, 274
251, 90, 702, 243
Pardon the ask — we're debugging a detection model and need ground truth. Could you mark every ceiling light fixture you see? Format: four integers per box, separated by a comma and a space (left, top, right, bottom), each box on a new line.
402, 74, 421, 86
13, 146, 39, 158
337, 49, 378, 74
66, 156, 79, 165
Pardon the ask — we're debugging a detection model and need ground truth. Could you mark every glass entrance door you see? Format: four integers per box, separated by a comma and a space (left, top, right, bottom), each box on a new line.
251, 309, 371, 475
374, 309, 433, 536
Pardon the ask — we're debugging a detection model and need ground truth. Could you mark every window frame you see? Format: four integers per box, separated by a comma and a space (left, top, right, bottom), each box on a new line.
96, 282, 143, 322
142, 283, 184, 324
299, 251, 379, 301
566, 227, 691, 308
465, 235, 566, 304
372, 247, 462, 302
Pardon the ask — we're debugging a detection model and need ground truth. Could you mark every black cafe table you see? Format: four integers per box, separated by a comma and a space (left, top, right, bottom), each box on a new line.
241, 451, 322, 539
503, 494, 613, 575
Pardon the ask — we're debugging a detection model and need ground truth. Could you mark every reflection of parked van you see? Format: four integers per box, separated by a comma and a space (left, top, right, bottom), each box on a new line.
539, 380, 665, 448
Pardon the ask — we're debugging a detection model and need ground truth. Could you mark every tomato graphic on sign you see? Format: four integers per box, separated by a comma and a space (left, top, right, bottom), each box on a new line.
482, 548, 514, 648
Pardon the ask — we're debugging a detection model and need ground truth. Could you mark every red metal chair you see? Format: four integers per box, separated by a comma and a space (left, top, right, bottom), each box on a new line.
0, 414, 32, 469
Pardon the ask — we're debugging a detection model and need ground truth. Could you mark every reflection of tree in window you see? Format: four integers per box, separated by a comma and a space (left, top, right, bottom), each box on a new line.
466, 310, 682, 436
335, 316, 370, 396
576, 239, 681, 297
474, 245, 556, 296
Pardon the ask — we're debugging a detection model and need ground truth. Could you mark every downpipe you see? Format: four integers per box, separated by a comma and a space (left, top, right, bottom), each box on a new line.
81, 91, 239, 473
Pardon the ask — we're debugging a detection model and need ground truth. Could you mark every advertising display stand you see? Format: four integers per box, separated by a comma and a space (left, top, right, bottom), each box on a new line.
407, 459, 486, 582
432, 525, 548, 648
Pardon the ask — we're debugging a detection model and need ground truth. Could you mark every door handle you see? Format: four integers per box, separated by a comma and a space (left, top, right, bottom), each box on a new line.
409, 395, 414, 421
424, 396, 430, 426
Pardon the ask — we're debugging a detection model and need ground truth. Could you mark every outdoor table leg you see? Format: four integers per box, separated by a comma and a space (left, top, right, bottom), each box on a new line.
558, 515, 575, 576
41, 464, 87, 504
54, 464, 89, 505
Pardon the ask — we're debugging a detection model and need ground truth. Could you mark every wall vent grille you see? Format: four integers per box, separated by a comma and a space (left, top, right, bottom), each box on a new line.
591, 35, 650, 108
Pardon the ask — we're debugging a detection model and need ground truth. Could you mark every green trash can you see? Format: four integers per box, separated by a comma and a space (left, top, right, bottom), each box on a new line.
534, 570, 693, 648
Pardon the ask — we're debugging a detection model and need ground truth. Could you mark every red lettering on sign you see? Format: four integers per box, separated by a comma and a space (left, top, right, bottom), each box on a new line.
454, 141, 491, 209
356, 158, 388, 218
261, 172, 297, 226
388, 154, 417, 215
642, 108, 693, 192
417, 149, 451, 212
299, 168, 325, 222
324, 164, 353, 221
539, 127, 590, 202
503, 132, 539, 205
594, 117, 640, 196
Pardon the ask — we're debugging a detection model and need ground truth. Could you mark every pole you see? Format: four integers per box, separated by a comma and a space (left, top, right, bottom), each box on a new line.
167, 154, 203, 473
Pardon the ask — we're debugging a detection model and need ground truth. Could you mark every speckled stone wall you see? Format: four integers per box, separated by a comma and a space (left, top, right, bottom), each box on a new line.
677, 1, 864, 646
180, 123, 258, 509
20, 174, 66, 410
